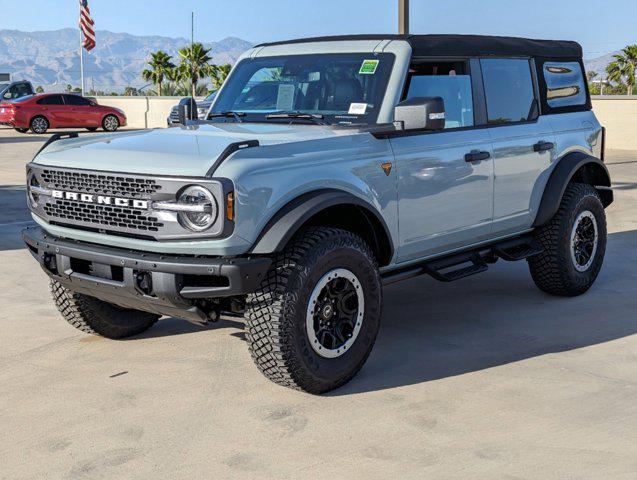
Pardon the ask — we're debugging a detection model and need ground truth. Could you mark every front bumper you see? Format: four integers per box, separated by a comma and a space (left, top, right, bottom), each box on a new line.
23, 226, 271, 323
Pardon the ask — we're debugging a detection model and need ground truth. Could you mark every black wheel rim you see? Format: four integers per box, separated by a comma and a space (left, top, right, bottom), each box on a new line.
306, 269, 364, 358
570, 210, 598, 272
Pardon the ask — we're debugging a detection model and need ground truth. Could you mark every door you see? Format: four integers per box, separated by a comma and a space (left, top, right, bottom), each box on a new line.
480, 58, 556, 235
63, 94, 97, 126
390, 61, 494, 263
36, 94, 66, 127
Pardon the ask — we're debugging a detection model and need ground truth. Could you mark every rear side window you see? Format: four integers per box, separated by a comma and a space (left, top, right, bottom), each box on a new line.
37, 95, 64, 105
480, 59, 535, 124
542, 62, 586, 108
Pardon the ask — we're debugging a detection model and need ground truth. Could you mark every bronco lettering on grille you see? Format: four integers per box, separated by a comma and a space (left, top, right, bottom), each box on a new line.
51, 190, 149, 209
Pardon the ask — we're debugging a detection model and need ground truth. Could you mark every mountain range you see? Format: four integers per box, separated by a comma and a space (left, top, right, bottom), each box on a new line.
0, 29, 620, 91
0, 29, 252, 92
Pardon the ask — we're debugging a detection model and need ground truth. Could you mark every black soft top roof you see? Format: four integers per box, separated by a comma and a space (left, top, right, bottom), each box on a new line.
256, 34, 583, 59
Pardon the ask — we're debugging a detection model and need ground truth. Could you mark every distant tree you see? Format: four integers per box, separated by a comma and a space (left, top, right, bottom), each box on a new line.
123, 86, 139, 96
587, 71, 598, 82
176, 42, 213, 97
606, 45, 637, 95
209, 63, 232, 90
65, 84, 73, 92
72, 87, 81, 93
35, 86, 44, 93
141, 50, 175, 97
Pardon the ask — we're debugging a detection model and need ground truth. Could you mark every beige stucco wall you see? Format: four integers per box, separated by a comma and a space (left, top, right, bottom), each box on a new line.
94, 96, 203, 129
96, 96, 637, 151
592, 97, 637, 151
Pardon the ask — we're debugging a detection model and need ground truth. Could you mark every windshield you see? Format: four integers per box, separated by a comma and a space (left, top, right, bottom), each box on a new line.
0, 83, 8, 92
203, 92, 217, 103
212, 53, 395, 125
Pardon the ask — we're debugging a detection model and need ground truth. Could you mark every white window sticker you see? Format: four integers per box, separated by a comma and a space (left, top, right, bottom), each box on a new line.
348, 103, 367, 115
276, 84, 295, 111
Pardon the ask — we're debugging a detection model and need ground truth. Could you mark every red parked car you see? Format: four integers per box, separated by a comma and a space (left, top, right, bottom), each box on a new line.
0, 93, 126, 134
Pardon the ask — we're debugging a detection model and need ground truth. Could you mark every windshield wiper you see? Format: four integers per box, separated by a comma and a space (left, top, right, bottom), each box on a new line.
209, 111, 245, 123
265, 112, 327, 125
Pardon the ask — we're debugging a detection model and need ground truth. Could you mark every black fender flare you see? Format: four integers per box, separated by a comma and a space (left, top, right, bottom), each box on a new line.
533, 152, 613, 227
249, 189, 394, 264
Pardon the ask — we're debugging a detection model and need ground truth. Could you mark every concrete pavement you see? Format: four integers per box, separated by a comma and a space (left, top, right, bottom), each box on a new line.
1, 126, 637, 479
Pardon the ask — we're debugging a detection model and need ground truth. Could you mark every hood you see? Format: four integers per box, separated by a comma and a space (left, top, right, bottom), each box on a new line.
34, 123, 361, 177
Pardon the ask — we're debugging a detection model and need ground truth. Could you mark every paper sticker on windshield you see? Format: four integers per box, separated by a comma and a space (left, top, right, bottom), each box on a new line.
276, 84, 295, 111
348, 103, 367, 115
359, 59, 379, 75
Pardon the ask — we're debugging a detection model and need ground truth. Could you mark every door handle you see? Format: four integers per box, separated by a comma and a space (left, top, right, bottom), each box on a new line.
533, 141, 555, 152
464, 150, 491, 163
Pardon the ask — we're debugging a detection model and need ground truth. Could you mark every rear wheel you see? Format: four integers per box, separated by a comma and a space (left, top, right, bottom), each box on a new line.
528, 183, 607, 296
245, 227, 382, 394
50, 280, 159, 339
30, 116, 49, 134
102, 114, 120, 132
14, 127, 28, 133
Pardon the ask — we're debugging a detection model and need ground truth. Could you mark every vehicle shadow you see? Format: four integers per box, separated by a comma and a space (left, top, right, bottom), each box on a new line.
0, 185, 33, 251
330, 229, 637, 396
126, 316, 244, 340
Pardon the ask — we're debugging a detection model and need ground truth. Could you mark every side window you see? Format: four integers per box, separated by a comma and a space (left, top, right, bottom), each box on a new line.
405, 62, 474, 129
8, 83, 29, 99
480, 59, 535, 124
37, 95, 64, 105
543, 61, 586, 108
65, 95, 91, 106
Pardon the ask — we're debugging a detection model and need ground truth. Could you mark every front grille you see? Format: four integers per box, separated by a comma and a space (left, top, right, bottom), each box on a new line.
44, 199, 164, 232
41, 169, 162, 199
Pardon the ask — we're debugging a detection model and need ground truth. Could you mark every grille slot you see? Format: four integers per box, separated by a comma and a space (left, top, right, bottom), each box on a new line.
41, 169, 161, 198
44, 200, 164, 232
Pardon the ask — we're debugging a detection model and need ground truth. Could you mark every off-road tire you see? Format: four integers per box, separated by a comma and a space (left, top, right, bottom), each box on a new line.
528, 183, 606, 296
245, 227, 382, 394
14, 127, 28, 133
51, 280, 159, 339
30, 116, 49, 134
102, 114, 119, 132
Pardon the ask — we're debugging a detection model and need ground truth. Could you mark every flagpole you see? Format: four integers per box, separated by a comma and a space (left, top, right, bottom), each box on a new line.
79, 24, 85, 95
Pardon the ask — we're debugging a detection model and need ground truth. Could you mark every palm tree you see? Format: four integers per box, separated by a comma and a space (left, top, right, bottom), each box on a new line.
177, 42, 213, 97
141, 50, 175, 97
606, 45, 637, 95
208, 64, 232, 90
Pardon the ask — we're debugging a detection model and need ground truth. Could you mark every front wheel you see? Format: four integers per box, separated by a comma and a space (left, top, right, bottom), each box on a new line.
245, 227, 382, 394
528, 183, 607, 296
50, 280, 159, 339
102, 114, 120, 132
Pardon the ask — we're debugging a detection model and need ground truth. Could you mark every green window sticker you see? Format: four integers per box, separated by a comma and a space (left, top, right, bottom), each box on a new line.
359, 59, 379, 75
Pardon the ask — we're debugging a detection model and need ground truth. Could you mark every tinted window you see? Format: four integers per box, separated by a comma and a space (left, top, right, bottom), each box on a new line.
37, 95, 64, 105
64, 95, 92, 106
543, 61, 586, 108
406, 75, 474, 128
481, 59, 535, 124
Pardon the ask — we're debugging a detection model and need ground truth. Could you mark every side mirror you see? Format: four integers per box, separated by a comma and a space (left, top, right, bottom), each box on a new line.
178, 97, 197, 123
394, 97, 445, 131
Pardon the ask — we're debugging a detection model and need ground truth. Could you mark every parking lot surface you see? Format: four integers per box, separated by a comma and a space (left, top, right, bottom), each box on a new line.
1, 127, 637, 479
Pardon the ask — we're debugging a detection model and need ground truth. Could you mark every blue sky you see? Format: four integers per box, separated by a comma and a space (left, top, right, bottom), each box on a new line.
0, 0, 633, 59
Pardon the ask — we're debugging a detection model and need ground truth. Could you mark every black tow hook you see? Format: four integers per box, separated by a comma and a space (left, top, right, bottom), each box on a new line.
135, 271, 153, 296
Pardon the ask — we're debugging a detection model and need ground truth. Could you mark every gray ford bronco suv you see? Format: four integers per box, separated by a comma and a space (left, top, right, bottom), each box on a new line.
23, 35, 612, 393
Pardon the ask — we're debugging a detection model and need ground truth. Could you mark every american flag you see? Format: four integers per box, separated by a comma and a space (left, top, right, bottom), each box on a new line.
79, 0, 95, 52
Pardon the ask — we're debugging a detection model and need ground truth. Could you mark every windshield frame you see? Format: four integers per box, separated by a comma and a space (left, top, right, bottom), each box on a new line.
211, 52, 396, 126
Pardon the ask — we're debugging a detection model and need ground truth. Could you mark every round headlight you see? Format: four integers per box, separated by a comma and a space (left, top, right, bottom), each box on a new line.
177, 186, 218, 232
